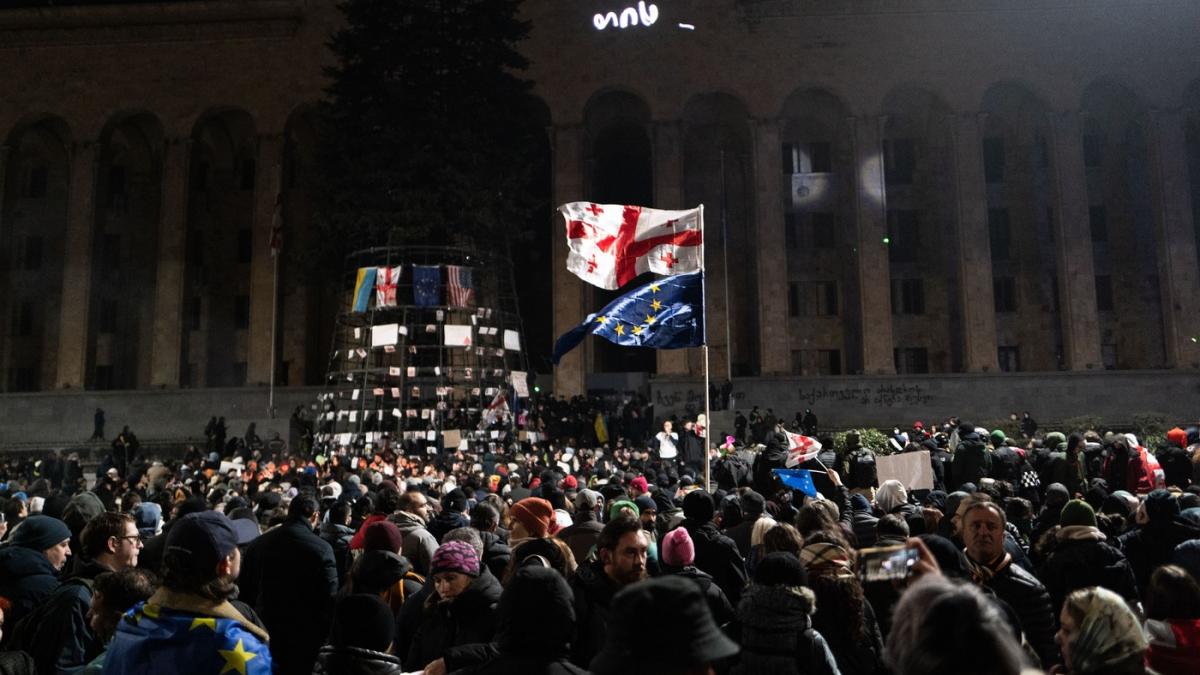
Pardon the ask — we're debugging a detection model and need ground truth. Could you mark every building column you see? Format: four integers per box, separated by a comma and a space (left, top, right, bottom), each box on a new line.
150, 137, 192, 387
850, 116, 896, 374
54, 140, 99, 389
652, 120, 691, 377
949, 113, 999, 372
1047, 112, 1102, 370
0, 144, 11, 386
246, 133, 284, 386
552, 125, 587, 397
1146, 109, 1200, 369
752, 118, 790, 374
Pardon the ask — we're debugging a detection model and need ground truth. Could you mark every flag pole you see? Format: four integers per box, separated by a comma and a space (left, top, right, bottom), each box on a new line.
268, 163, 282, 419
700, 204, 711, 493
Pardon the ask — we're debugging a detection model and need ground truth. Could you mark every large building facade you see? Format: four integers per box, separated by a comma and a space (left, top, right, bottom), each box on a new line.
2, 0, 1200, 405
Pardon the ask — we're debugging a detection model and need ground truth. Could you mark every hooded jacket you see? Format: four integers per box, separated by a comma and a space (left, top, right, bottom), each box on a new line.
731, 585, 840, 675
0, 545, 60, 633
319, 521, 355, 588
449, 567, 589, 675
950, 434, 991, 492
1037, 526, 1139, 612
679, 519, 749, 607
752, 435, 789, 495
6, 558, 113, 674
388, 510, 439, 576
350, 550, 425, 614
406, 570, 502, 671
478, 531, 512, 580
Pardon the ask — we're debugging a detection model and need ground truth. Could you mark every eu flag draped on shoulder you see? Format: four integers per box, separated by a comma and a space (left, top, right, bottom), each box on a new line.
103, 600, 272, 675
552, 271, 704, 364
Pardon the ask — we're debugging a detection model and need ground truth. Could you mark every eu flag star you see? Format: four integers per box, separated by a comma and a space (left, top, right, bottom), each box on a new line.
615, 324, 625, 335
218, 639, 258, 675
650, 299, 663, 311
649, 283, 661, 293
596, 315, 609, 325
645, 315, 656, 324
632, 325, 643, 335
190, 617, 217, 631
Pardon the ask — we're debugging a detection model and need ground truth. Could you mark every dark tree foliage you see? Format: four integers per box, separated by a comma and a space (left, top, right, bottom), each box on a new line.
309, 0, 544, 275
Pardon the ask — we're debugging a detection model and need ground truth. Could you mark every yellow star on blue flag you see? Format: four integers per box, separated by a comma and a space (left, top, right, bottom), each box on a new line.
553, 272, 704, 364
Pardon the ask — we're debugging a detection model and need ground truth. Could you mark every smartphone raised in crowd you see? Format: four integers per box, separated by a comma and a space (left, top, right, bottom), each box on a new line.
859, 544, 920, 583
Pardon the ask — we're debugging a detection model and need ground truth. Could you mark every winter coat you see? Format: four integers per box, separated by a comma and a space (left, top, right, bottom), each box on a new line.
313, 646, 404, 675
319, 521, 355, 589
731, 585, 840, 675
849, 495, 879, 549
1037, 526, 1139, 612
670, 566, 735, 627
983, 559, 1059, 667
724, 518, 758, 560
0, 652, 35, 675
427, 511, 470, 544
0, 545, 60, 637
1118, 519, 1200, 595
7, 558, 111, 674
556, 515, 603, 564
388, 511, 439, 576
478, 530, 512, 580
812, 595, 885, 675
239, 519, 338, 675
679, 519, 749, 607
950, 435, 991, 492
568, 560, 620, 668
752, 436, 790, 495
406, 571, 502, 671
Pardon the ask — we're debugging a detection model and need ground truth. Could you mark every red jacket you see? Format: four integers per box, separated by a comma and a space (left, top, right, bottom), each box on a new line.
1147, 617, 1200, 675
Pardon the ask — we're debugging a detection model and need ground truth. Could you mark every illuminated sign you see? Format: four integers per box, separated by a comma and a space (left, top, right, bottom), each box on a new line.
593, 2, 659, 30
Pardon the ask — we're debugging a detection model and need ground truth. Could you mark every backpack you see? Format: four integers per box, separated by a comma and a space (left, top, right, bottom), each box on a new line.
847, 450, 878, 489
8, 577, 95, 675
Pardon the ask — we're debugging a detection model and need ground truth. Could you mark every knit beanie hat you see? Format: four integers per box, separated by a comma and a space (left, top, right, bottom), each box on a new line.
682, 490, 716, 522
328, 594, 395, 651
629, 476, 649, 493
1044, 432, 1067, 449
442, 488, 468, 514
754, 551, 808, 587
510, 497, 556, 538
608, 499, 640, 522
661, 527, 695, 567
363, 520, 404, 553
1145, 489, 1180, 524
989, 430, 1007, 447
1167, 427, 1188, 449
431, 540, 480, 577
1059, 499, 1097, 528
634, 495, 657, 514
10, 514, 71, 551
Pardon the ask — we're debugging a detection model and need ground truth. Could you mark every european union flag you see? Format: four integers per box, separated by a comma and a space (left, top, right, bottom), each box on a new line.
103, 600, 273, 675
413, 265, 441, 307
773, 468, 818, 498
552, 271, 704, 364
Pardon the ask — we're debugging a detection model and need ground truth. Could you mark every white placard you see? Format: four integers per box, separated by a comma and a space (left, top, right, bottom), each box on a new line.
444, 324, 473, 347
510, 370, 529, 398
875, 450, 935, 491
503, 330, 521, 351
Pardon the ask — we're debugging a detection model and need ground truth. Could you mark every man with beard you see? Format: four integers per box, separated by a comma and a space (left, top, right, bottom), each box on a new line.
569, 516, 648, 668
961, 498, 1058, 668
103, 511, 272, 674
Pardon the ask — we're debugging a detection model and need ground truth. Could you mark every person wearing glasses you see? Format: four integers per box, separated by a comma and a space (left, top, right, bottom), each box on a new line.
6, 512, 142, 671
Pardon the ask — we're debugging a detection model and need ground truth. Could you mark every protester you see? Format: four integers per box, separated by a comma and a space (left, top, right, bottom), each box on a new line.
1037, 499, 1138, 612
313, 594, 404, 674
570, 516, 648, 667
406, 540, 501, 671
1143, 564, 1200, 675
0, 515, 72, 635
1055, 587, 1148, 675
75, 568, 156, 674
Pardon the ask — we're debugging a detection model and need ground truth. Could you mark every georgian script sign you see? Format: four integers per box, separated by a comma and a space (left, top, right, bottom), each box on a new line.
592, 2, 695, 31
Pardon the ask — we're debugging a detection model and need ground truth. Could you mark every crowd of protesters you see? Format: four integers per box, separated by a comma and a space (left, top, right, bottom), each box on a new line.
1, 397, 1199, 675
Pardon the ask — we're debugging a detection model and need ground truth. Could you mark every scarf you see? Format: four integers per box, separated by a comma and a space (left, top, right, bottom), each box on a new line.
965, 550, 1012, 585
1056, 525, 1106, 543
799, 542, 855, 580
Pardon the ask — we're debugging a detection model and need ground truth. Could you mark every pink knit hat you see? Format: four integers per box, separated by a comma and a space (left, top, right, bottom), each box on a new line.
661, 527, 695, 567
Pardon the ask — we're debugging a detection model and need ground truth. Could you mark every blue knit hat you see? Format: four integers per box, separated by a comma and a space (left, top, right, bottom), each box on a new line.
10, 514, 71, 551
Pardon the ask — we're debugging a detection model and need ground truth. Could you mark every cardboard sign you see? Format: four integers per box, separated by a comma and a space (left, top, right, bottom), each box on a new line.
875, 450, 934, 491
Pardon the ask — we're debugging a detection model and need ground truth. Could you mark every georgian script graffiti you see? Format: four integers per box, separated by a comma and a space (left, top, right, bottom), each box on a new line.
797, 384, 931, 408
594, 2, 659, 30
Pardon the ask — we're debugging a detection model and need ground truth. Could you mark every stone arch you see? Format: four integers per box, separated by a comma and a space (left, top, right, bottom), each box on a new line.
85, 111, 165, 390
681, 92, 756, 376
582, 89, 656, 374
776, 87, 856, 375
1079, 79, 1164, 369
978, 82, 1061, 372
0, 115, 72, 391
879, 85, 957, 373
182, 108, 258, 387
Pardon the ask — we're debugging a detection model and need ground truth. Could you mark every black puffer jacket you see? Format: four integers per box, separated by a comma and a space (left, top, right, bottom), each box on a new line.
679, 519, 749, 607
669, 565, 735, 627
1037, 527, 1139, 612
313, 646, 404, 675
730, 585, 840, 675
405, 571, 502, 671
752, 435, 789, 495
319, 521, 355, 589
568, 560, 620, 668
1118, 519, 1200, 595
478, 531, 512, 580
984, 560, 1059, 667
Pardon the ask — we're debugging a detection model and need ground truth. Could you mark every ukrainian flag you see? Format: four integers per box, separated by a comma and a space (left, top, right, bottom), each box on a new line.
351, 267, 377, 313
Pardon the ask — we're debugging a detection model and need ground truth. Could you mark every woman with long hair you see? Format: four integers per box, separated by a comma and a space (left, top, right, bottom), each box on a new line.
800, 532, 885, 675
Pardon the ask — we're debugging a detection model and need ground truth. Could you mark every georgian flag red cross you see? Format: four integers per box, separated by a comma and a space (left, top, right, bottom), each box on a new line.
560, 202, 704, 290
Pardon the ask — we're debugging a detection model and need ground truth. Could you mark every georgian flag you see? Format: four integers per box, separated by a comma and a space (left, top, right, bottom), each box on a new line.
785, 432, 822, 468
560, 202, 704, 290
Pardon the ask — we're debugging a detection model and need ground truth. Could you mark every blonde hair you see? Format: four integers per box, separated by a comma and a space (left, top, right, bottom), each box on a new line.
750, 516, 778, 548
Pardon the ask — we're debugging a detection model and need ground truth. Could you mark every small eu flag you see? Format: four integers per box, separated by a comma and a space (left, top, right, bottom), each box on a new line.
413, 265, 441, 307
552, 271, 704, 364
772, 468, 818, 498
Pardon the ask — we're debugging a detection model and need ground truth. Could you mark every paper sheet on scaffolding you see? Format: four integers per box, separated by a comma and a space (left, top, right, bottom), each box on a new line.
444, 325, 473, 347
503, 330, 521, 352
510, 371, 529, 398
372, 324, 398, 347
443, 429, 461, 448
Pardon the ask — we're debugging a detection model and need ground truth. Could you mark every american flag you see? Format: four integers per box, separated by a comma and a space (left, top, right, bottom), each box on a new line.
447, 265, 474, 307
